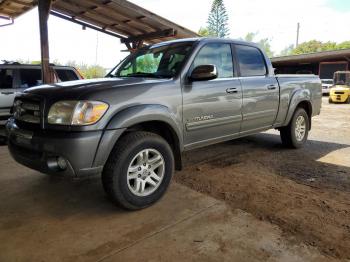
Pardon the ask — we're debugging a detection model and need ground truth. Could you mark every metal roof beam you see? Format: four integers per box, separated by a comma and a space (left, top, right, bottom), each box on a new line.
58, 0, 148, 35
82, 0, 159, 32
50, 10, 127, 39
121, 29, 176, 44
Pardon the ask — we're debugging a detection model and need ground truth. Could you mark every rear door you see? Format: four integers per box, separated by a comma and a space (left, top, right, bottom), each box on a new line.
183, 42, 242, 148
234, 44, 279, 133
0, 68, 17, 123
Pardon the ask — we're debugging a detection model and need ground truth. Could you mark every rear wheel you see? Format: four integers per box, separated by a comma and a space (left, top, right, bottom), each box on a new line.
102, 131, 174, 210
280, 108, 309, 148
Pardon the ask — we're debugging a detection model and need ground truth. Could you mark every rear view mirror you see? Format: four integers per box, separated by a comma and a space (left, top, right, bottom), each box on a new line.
190, 64, 218, 81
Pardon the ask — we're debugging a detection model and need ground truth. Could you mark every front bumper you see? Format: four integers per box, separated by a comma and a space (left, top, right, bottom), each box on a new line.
6, 118, 104, 177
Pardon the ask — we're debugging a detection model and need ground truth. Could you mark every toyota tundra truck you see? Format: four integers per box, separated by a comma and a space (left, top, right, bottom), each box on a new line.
6, 38, 322, 210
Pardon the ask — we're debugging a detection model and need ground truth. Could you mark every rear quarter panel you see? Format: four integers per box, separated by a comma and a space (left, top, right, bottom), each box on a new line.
274, 75, 322, 127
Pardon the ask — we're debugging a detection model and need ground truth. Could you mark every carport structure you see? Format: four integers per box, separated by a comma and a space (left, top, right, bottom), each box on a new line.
272, 49, 350, 79
0, 0, 198, 83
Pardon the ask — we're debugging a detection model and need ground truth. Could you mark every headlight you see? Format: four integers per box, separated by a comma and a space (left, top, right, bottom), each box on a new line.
48, 101, 108, 125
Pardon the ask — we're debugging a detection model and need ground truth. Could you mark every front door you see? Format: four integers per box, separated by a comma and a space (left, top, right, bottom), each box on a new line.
183, 43, 242, 148
234, 44, 279, 133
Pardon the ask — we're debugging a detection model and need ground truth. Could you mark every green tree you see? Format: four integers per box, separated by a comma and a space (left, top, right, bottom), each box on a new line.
66, 61, 106, 79
292, 40, 337, 55
79, 64, 106, 79
243, 32, 256, 42
257, 38, 274, 57
278, 40, 350, 56
279, 44, 294, 56
198, 27, 214, 37
322, 41, 337, 51
292, 40, 323, 54
242, 32, 274, 57
336, 41, 350, 49
207, 0, 230, 38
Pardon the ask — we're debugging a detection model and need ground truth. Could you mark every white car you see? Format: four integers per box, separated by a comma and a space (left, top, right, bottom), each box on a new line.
321, 79, 333, 95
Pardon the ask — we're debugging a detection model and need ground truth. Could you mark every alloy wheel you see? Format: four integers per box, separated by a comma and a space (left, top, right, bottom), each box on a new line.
127, 148, 165, 197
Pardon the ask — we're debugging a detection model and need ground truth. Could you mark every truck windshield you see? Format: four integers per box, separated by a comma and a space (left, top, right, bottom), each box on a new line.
108, 42, 194, 78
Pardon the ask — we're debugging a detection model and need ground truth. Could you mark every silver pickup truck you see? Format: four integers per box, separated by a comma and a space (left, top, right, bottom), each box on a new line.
6, 38, 322, 210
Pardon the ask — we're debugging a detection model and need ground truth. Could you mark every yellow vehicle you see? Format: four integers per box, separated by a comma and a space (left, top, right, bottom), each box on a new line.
329, 71, 350, 103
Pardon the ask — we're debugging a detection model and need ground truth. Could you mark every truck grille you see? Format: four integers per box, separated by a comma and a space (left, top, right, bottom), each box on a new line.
13, 98, 41, 124
334, 91, 344, 95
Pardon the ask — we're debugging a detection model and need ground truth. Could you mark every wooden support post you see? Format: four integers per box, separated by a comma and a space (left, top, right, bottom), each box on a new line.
38, 0, 53, 84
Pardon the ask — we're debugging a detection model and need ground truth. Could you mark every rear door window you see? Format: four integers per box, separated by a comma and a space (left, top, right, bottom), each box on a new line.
19, 69, 42, 88
55, 69, 79, 81
235, 45, 267, 77
0, 69, 14, 89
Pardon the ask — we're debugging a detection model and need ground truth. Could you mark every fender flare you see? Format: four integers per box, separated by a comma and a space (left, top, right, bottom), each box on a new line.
93, 104, 183, 168
106, 104, 182, 145
283, 88, 312, 126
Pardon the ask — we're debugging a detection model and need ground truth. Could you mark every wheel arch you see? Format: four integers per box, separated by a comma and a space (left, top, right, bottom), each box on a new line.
283, 89, 313, 129
94, 105, 183, 170
123, 120, 183, 170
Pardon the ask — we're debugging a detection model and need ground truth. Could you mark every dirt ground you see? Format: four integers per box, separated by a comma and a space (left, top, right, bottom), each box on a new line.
176, 97, 350, 260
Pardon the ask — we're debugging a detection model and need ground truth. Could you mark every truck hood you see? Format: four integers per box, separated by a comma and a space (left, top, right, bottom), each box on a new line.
24, 77, 170, 99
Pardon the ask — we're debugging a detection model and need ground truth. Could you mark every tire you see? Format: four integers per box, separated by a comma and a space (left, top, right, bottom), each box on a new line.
328, 97, 333, 104
280, 108, 309, 149
102, 131, 174, 210
346, 96, 350, 104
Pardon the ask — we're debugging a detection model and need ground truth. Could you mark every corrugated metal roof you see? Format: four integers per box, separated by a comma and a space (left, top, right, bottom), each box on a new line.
0, 0, 37, 18
0, 0, 198, 43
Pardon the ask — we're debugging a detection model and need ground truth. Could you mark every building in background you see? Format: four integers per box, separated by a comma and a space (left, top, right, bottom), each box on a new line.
272, 49, 350, 80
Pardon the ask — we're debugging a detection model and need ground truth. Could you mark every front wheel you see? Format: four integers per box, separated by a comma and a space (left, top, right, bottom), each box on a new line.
280, 108, 309, 148
102, 131, 174, 210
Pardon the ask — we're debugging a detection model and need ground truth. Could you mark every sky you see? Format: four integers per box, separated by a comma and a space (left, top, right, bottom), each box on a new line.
1, 0, 350, 68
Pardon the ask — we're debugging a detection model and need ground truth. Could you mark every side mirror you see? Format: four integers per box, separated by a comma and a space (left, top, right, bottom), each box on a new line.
189, 64, 218, 81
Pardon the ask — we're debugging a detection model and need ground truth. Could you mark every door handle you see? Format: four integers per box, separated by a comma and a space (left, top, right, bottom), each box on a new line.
1, 92, 14, 95
267, 85, 277, 90
226, 88, 238, 94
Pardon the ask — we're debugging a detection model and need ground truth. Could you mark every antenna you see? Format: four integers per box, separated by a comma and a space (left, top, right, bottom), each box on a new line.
296, 22, 300, 47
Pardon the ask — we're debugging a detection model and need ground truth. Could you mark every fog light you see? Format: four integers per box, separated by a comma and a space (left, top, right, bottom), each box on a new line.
57, 157, 67, 170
